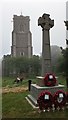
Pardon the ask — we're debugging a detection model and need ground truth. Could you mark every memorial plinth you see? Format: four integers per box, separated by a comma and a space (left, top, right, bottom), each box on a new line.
27, 84, 65, 107
30, 84, 65, 99
27, 75, 65, 107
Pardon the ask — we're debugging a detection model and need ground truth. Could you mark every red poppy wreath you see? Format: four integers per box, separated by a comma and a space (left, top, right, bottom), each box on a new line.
37, 90, 53, 110
43, 73, 57, 87
53, 90, 66, 109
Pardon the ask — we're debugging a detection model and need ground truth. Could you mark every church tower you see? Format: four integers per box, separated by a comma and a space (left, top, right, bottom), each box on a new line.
11, 14, 32, 58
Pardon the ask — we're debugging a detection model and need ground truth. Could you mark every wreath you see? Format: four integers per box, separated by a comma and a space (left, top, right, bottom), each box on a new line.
43, 73, 57, 87
37, 90, 53, 110
53, 90, 66, 109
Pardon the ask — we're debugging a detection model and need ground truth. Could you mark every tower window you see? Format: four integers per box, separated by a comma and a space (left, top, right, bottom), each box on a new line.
20, 52, 24, 56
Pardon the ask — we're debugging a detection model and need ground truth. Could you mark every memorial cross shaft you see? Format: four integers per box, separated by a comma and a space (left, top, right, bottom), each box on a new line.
38, 13, 54, 76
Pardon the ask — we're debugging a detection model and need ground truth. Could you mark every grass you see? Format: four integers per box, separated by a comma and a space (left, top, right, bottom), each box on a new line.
2, 75, 67, 88
0, 77, 2, 87
2, 92, 68, 118
2, 91, 32, 118
0, 93, 2, 119
57, 75, 66, 86
2, 76, 38, 88
2, 75, 68, 118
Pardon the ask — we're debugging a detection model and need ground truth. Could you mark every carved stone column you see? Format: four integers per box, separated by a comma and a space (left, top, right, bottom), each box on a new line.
38, 13, 54, 76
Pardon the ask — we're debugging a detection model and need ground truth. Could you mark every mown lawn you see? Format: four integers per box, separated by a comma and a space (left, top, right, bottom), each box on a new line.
2, 91, 68, 118
2, 75, 68, 118
0, 77, 2, 87
2, 75, 67, 88
57, 75, 66, 86
2, 77, 37, 88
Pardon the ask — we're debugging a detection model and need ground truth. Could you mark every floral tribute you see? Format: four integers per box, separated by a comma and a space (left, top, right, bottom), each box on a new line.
53, 90, 66, 109
37, 90, 53, 111
43, 73, 57, 87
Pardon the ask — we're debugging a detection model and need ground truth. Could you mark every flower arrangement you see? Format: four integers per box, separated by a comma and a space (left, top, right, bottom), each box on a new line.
37, 90, 53, 111
53, 90, 66, 109
43, 73, 57, 87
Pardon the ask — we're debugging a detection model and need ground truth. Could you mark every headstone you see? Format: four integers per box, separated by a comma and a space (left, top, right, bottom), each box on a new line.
38, 13, 54, 76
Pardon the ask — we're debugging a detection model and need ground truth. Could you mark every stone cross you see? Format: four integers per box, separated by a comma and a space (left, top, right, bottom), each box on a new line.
38, 13, 54, 76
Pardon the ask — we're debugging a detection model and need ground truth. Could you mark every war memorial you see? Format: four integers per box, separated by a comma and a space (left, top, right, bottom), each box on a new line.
26, 13, 68, 112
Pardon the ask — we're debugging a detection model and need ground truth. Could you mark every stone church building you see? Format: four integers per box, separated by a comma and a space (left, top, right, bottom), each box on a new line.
11, 14, 32, 58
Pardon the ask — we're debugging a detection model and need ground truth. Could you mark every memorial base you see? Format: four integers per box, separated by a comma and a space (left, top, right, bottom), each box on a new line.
27, 84, 65, 107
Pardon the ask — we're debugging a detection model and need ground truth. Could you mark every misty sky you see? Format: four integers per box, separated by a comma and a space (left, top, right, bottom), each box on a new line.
0, 0, 67, 58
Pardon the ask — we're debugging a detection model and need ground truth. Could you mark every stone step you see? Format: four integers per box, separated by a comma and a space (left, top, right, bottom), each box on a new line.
27, 94, 38, 107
